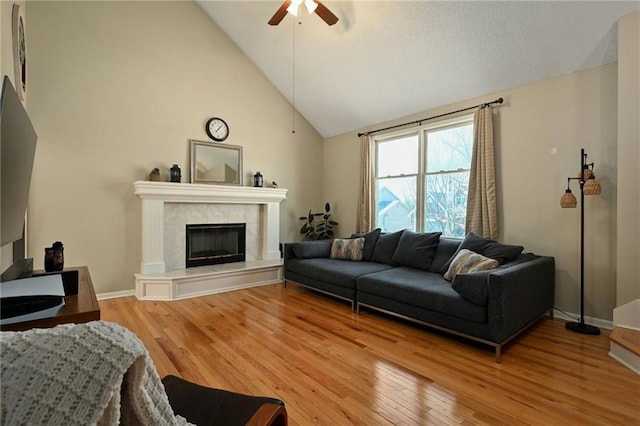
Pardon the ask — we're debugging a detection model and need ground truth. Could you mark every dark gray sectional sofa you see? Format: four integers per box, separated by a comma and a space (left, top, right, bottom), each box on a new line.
283, 230, 555, 362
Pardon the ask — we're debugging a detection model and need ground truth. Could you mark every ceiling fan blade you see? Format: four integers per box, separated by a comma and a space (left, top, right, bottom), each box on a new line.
268, 0, 291, 26
314, 1, 338, 26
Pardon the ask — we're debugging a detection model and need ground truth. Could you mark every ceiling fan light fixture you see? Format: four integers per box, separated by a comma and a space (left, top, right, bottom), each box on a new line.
286, 2, 299, 17
269, 0, 338, 26
304, 0, 318, 14
287, 0, 306, 17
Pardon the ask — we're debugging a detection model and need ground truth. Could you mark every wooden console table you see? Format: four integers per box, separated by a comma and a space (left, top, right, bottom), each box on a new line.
1, 266, 100, 332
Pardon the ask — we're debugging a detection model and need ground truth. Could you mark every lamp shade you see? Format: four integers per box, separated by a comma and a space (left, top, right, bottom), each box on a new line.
581, 167, 593, 180
561, 190, 577, 208
584, 177, 602, 195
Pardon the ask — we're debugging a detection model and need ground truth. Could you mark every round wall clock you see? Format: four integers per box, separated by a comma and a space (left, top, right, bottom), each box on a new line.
205, 117, 229, 142
12, 4, 27, 101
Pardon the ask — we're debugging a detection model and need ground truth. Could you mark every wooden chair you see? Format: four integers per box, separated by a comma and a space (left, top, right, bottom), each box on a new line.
162, 375, 287, 426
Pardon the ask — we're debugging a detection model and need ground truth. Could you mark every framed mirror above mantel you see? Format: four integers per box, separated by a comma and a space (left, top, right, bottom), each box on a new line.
190, 140, 243, 186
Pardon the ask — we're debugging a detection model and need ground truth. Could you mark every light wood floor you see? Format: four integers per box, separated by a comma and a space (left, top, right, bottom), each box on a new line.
99, 283, 640, 425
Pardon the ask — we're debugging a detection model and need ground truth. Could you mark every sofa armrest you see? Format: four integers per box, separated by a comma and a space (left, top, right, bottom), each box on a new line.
283, 243, 297, 263
283, 240, 332, 263
486, 256, 555, 343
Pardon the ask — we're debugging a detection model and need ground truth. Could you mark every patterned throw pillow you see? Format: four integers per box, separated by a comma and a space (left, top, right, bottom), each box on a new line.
439, 232, 524, 274
444, 249, 499, 281
330, 237, 365, 261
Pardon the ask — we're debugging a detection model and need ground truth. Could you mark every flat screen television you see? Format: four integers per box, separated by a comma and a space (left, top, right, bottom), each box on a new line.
1, 75, 38, 280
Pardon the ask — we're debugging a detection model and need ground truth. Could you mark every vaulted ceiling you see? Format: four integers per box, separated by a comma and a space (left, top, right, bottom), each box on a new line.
197, 1, 639, 138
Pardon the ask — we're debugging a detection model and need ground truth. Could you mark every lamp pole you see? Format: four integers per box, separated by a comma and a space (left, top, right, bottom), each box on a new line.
565, 148, 600, 335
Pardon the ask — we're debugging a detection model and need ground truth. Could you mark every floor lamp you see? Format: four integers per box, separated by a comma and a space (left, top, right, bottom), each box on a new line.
560, 148, 602, 335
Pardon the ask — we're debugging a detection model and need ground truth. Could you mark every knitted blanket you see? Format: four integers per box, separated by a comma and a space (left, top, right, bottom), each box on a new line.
0, 321, 190, 425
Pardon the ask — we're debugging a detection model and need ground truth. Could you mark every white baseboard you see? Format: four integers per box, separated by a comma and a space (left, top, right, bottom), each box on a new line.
552, 309, 613, 330
97, 290, 135, 300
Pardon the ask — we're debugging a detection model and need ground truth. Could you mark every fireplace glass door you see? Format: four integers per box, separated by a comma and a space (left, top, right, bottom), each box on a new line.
186, 223, 246, 267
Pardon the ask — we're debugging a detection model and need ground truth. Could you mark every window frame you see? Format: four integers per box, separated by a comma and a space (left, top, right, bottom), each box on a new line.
373, 114, 474, 236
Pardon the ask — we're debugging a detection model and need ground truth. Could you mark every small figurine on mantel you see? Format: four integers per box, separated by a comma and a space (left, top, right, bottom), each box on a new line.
149, 168, 160, 182
271, 181, 278, 189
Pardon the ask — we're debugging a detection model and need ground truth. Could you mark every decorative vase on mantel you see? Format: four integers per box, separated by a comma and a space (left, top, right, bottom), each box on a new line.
253, 171, 263, 187
170, 164, 181, 183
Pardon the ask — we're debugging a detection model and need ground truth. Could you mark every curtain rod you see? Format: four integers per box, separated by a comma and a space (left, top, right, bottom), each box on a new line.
357, 97, 503, 138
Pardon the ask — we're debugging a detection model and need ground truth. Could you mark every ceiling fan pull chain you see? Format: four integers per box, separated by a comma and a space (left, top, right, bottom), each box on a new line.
292, 19, 297, 134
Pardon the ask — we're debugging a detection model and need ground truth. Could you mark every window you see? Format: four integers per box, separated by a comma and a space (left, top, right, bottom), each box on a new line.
374, 116, 474, 238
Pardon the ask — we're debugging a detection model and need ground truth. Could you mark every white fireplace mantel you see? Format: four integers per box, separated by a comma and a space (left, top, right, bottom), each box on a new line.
134, 181, 287, 276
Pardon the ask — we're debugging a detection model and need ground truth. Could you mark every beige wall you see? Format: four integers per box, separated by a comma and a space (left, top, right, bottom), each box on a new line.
616, 12, 640, 306
25, 1, 323, 293
1, 2, 9, 78
16, 2, 637, 318
324, 63, 619, 321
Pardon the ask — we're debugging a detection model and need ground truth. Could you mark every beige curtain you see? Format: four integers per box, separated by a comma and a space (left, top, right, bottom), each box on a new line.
356, 134, 374, 233
466, 106, 498, 239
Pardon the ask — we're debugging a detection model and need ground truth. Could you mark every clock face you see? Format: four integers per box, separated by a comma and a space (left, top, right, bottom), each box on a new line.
206, 117, 229, 142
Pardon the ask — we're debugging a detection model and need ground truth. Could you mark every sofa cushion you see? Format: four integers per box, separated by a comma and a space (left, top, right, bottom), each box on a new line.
429, 238, 461, 273
330, 238, 364, 261
356, 267, 487, 323
444, 249, 499, 281
292, 240, 332, 259
351, 228, 382, 261
440, 232, 524, 274
391, 231, 441, 271
371, 230, 404, 265
286, 258, 395, 289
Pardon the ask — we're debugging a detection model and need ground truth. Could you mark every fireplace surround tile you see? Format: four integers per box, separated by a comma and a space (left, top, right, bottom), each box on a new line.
164, 203, 260, 272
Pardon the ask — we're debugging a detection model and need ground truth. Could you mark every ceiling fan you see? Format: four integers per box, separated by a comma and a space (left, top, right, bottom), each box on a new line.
268, 0, 339, 26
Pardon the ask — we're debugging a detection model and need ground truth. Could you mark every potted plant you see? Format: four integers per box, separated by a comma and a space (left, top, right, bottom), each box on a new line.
298, 202, 338, 240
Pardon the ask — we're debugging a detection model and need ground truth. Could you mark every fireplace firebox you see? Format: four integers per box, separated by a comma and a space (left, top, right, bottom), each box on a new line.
185, 223, 246, 268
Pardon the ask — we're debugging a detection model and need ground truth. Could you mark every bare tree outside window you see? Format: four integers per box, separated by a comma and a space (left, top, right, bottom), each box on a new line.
374, 119, 473, 237
424, 124, 473, 237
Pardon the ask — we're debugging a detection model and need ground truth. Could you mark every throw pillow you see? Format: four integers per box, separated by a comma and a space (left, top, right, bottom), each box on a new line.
350, 228, 382, 261
330, 237, 365, 261
451, 270, 493, 306
440, 232, 524, 274
429, 238, 462, 273
370, 230, 404, 265
443, 249, 499, 282
391, 231, 442, 271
